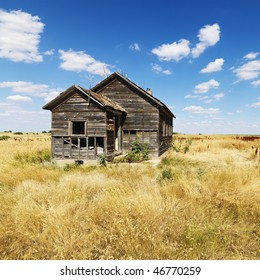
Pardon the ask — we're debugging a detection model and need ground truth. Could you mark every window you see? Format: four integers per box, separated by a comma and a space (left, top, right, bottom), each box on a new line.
88, 137, 94, 150
72, 121, 85, 135
87, 137, 104, 153
96, 137, 104, 154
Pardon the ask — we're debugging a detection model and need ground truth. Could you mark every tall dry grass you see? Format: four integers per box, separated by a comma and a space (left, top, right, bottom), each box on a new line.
0, 133, 259, 259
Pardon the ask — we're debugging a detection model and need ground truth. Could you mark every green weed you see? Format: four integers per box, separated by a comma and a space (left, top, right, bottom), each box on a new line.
14, 149, 51, 165
124, 139, 150, 162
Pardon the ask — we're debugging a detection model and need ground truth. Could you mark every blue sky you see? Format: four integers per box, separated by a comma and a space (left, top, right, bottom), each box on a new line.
0, 0, 259, 134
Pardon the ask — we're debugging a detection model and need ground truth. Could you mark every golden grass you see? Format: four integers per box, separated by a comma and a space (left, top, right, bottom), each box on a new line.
0, 133, 259, 259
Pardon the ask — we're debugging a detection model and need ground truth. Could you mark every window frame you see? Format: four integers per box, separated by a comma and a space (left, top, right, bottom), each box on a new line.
70, 120, 86, 136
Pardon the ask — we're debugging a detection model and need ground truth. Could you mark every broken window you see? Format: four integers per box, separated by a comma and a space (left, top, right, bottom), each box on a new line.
68, 137, 87, 148
88, 137, 95, 150
96, 137, 104, 154
87, 137, 104, 154
80, 138, 87, 148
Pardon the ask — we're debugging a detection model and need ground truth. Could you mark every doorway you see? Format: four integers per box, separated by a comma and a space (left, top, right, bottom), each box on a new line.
114, 115, 122, 152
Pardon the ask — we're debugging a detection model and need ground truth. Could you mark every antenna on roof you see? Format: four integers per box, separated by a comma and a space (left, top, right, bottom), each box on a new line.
86, 75, 94, 89
103, 66, 108, 78
120, 70, 128, 78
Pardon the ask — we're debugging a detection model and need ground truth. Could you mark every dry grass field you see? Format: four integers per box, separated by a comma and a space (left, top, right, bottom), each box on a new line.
0, 132, 259, 260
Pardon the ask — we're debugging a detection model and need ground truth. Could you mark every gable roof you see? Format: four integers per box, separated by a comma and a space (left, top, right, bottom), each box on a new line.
42, 85, 126, 112
91, 72, 175, 118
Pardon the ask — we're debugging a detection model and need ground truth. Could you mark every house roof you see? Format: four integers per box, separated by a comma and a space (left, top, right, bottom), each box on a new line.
42, 85, 126, 112
78, 86, 126, 112
91, 72, 176, 118
43, 72, 175, 118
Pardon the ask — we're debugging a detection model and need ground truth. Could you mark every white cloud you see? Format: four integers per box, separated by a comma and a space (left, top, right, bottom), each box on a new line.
184, 94, 198, 99
199, 95, 210, 103
58, 49, 112, 77
202, 93, 224, 104
129, 43, 141, 51
212, 93, 224, 101
244, 52, 259, 60
251, 79, 260, 87
151, 64, 172, 75
0, 99, 51, 132
44, 49, 55, 56
6, 95, 32, 102
192, 23, 221, 58
233, 60, 260, 81
0, 9, 44, 63
44, 90, 61, 103
0, 100, 19, 110
0, 80, 63, 102
151, 39, 190, 62
162, 69, 172, 75
200, 58, 224, 73
0, 81, 49, 95
185, 92, 224, 103
182, 105, 220, 114
246, 102, 260, 108
194, 79, 220, 94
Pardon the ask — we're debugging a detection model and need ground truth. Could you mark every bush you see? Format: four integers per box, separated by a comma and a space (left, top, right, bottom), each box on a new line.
124, 139, 150, 162
97, 155, 107, 167
0, 135, 10, 141
172, 137, 193, 154
158, 168, 173, 183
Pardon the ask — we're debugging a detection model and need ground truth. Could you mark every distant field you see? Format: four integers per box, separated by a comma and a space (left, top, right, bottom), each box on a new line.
0, 133, 259, 260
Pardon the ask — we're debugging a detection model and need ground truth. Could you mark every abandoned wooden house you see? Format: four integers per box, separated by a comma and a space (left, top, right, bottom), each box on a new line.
43, 72, 175, 162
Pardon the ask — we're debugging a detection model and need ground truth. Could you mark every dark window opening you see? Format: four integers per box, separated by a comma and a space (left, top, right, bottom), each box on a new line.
71, 138, 78, 147
70, 138, 87, 148
72, 121, 85, 135
63, 138, 70, 145
88, 137, 94, 150
96, 137, 104, 148
80, 138, 87, 148
87, 137, 104, 153
96, 137, 104, 154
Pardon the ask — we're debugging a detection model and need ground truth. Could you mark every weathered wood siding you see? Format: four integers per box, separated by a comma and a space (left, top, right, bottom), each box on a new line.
122, 130, 158, 156
159, 111, 173, 155
52, 92, 106, 137
51, 91, 109, 159
106, 131, 115, 161
97, 78, 159, 155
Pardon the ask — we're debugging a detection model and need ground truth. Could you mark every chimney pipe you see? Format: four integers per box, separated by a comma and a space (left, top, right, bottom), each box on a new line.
146, 88, 152, 95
